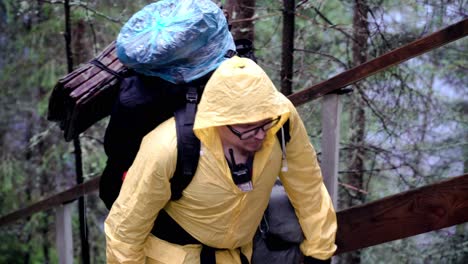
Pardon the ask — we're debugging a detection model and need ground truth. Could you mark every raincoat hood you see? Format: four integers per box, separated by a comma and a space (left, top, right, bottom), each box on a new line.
194, 56, 291, 140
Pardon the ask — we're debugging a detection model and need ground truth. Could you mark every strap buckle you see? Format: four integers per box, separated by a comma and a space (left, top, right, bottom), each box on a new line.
225, 49, 237, 58
186, 88, 198, 104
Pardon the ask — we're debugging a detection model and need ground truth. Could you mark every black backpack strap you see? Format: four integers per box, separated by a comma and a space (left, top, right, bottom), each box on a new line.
152, 210, 249, 264
171, 86, 201, 200
90, 58, 127, 80
276, 118, 291, 151
225, 49, 237, 58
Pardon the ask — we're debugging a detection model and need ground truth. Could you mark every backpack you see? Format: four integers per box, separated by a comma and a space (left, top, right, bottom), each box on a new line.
252, 181, 304, 263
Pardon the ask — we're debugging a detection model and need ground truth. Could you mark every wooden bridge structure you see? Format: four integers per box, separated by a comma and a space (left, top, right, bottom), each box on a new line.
0, 17, 467, 263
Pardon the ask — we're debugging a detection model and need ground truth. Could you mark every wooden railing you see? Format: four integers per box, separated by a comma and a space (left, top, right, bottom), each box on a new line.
1, 173, 467, 254
289, 18, 467, 105
335, 173, 468, 254
0, 17, 467, 259
0, 177, 100, 226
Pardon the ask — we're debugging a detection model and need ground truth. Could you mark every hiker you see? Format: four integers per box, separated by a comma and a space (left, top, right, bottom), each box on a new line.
104, 56, 337, 263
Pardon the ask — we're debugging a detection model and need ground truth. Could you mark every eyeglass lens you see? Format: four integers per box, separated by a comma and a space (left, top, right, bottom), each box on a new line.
239, 118, 279, 139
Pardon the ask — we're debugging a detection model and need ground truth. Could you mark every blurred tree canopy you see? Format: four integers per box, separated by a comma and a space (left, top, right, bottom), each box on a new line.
0, 0, 466, 263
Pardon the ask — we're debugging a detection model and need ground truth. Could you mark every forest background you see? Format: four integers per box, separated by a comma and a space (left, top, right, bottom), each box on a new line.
0, 0, 466, 263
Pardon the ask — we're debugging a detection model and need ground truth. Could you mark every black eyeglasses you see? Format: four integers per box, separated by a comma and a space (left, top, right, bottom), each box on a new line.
227, 117, 281, 140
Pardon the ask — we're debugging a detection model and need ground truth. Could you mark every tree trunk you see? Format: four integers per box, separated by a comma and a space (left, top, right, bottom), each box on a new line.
224, 0, 256, 41
280, 0, 295, 96
64, 1, 90, 263
338, 0, 369, 263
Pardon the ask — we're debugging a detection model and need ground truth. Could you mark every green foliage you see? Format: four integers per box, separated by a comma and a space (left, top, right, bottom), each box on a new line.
362, 225, 468, 263
0, 212, 55, 264
0, 225, 29, 264
0, 0, 142, 263
254, 1, 283, 86
0, 155, 26, 214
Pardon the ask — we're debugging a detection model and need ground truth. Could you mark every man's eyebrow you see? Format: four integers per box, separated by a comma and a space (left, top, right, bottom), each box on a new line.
233, 118, 271, 128
239, 121, 265, 127
235, 124, 256, 128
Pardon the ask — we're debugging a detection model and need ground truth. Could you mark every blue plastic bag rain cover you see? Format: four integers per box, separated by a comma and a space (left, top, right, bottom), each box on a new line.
116, 0, 235, 84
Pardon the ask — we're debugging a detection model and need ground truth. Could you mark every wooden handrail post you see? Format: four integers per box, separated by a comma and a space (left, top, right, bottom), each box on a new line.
321, 94, 342, 208
56, 203, 74, 264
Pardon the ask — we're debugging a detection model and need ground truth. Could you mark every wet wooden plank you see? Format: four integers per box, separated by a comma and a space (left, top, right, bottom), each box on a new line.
335, 174, 468, 254
0, 177, 100, 226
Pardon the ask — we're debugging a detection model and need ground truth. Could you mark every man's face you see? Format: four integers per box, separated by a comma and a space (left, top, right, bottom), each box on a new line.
218, 117, 280, 154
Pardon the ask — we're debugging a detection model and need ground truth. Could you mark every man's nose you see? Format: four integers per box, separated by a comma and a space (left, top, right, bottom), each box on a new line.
254, 128, 266, 140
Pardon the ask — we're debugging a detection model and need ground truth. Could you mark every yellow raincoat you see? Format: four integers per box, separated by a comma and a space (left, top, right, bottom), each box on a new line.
105, 57, 337, 263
